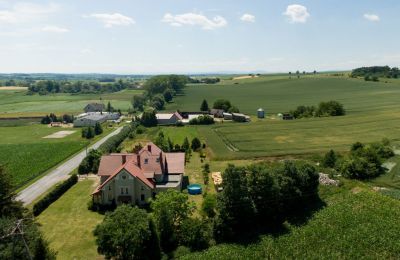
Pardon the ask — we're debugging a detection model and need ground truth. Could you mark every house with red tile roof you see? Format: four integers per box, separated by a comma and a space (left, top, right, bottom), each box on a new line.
92, 142, 185, 206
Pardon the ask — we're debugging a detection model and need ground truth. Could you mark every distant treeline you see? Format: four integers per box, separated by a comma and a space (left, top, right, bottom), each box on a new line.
27, 79, 139, 95
188, 77, 220, 84
351, 66, 399, 79
0, 73, 149, 81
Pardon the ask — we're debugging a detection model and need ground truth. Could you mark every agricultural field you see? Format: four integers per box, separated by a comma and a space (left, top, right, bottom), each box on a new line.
0, 123, 112, 189
166, 75, 400, 159
0, 88, 142, 118
37, 179, 104, 260
183, 188, 400, 259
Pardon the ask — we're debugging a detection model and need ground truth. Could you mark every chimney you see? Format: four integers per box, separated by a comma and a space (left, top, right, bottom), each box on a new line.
148, 144, 152, 153
122, 155, 126, 164
137, 154, 141, 168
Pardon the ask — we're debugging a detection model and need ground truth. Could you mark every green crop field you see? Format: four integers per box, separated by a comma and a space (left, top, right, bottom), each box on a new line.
0, 124, 110, 188
166, 75, 400, 159
183, 188, 400, 259
0, 88, 142, 118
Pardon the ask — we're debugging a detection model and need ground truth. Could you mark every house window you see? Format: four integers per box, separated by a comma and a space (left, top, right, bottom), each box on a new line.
126, 187, 129, 194
120, 187, 124, 195
108, 186, 111, 190
156, 158, 160, 163
141, 186, 144, 191
141, 194, 145, 201
122, 175, 126, 180
144, 158, 149, 164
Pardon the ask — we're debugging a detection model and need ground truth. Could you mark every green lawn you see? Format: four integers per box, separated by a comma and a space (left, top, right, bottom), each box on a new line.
0, 89, 142, 117
183, 189, 400, 259
164, 75, 400, 159
37, 179, 104, 260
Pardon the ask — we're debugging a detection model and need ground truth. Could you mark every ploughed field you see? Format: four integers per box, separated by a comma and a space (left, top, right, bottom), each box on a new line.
167, 75, 400, 159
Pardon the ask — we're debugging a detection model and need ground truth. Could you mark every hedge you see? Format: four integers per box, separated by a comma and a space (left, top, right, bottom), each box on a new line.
33, 174, 78, 216
98, 125, 133, 154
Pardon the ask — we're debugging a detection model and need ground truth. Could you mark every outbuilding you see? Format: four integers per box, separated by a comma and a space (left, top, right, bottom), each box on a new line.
257, 108, 265, 118
232, 113, 251, 122
73, 112, 120, 127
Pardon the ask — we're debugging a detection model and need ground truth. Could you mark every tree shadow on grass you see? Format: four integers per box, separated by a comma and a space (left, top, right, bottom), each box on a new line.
224, 196, 326, 246
286, 196, 327, 227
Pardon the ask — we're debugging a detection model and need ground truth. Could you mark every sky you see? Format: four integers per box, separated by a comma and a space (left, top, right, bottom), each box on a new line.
0, 0, 399, 74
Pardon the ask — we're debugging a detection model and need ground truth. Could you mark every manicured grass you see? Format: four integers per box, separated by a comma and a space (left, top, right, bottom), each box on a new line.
0, 89, 142, 117
183, 189, 400, 259
37, 179, 104, 260
165, 75, 400, 159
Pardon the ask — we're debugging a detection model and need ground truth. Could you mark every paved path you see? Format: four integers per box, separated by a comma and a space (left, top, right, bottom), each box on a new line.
17, 127, 123, 206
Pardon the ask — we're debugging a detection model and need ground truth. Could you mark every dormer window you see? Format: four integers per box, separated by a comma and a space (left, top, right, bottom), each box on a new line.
144, 158, 149, 164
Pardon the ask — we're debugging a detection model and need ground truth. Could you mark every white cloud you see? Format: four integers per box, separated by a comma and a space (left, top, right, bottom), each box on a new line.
240, 13, 255, 23
283, 4, 310, 23
86, 13, 135, 28
0, 2, 59, 24
364, 13, 380, 22
41, 25, 69, 33
162, 12, 227, 30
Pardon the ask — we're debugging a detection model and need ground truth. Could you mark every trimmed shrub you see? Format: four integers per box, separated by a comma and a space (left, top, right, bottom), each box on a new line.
33, 174, 78, 216
98, 125, 133, 153
189, 115, 214, 125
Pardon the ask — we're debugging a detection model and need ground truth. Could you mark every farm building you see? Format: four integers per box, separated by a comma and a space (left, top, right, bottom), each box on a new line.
282, 113, 294, 120
73, 112, 120, 127
223, 112, 233, 120
84, 103, 105, 113
92, 142, 185, 206
257, 108, 265, 118
210, 109, 224, 118
155, 112, 183, 125
232, 113, 251, 122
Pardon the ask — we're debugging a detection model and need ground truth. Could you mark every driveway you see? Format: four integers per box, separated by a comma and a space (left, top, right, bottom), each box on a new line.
17, 126, 123, 206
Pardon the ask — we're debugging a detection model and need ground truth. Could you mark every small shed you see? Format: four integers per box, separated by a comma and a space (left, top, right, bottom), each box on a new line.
223, 112, 233, 120
257, 108, 265, 118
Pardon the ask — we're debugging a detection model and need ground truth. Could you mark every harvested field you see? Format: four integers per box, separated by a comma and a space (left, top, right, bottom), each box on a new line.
0, 86, 28, 90
233, 75, 259, 80
43, 130, 76, 139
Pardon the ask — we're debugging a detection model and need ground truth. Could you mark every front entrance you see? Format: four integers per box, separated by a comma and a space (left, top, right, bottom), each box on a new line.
117, 195, 132, 204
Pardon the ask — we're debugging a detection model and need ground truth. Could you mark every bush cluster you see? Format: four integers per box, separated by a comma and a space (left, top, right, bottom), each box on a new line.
340, 140, 394, 179
78, 149, 102, 175
189, 115, 215, 125
41, 113, 74, 124
33, 174, 78, 216
213, 99, 240, 113
322, 140, 394, 180
290, 100, 345, 119
215, 161, 320, 241
81, 123, 103, 139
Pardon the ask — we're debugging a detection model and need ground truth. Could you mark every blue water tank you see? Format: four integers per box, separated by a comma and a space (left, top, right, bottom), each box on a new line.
188, 184, 202, 195
257, 108, 265, 118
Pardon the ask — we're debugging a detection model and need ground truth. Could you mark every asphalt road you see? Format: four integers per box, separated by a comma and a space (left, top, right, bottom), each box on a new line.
16, 126, 123, 206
